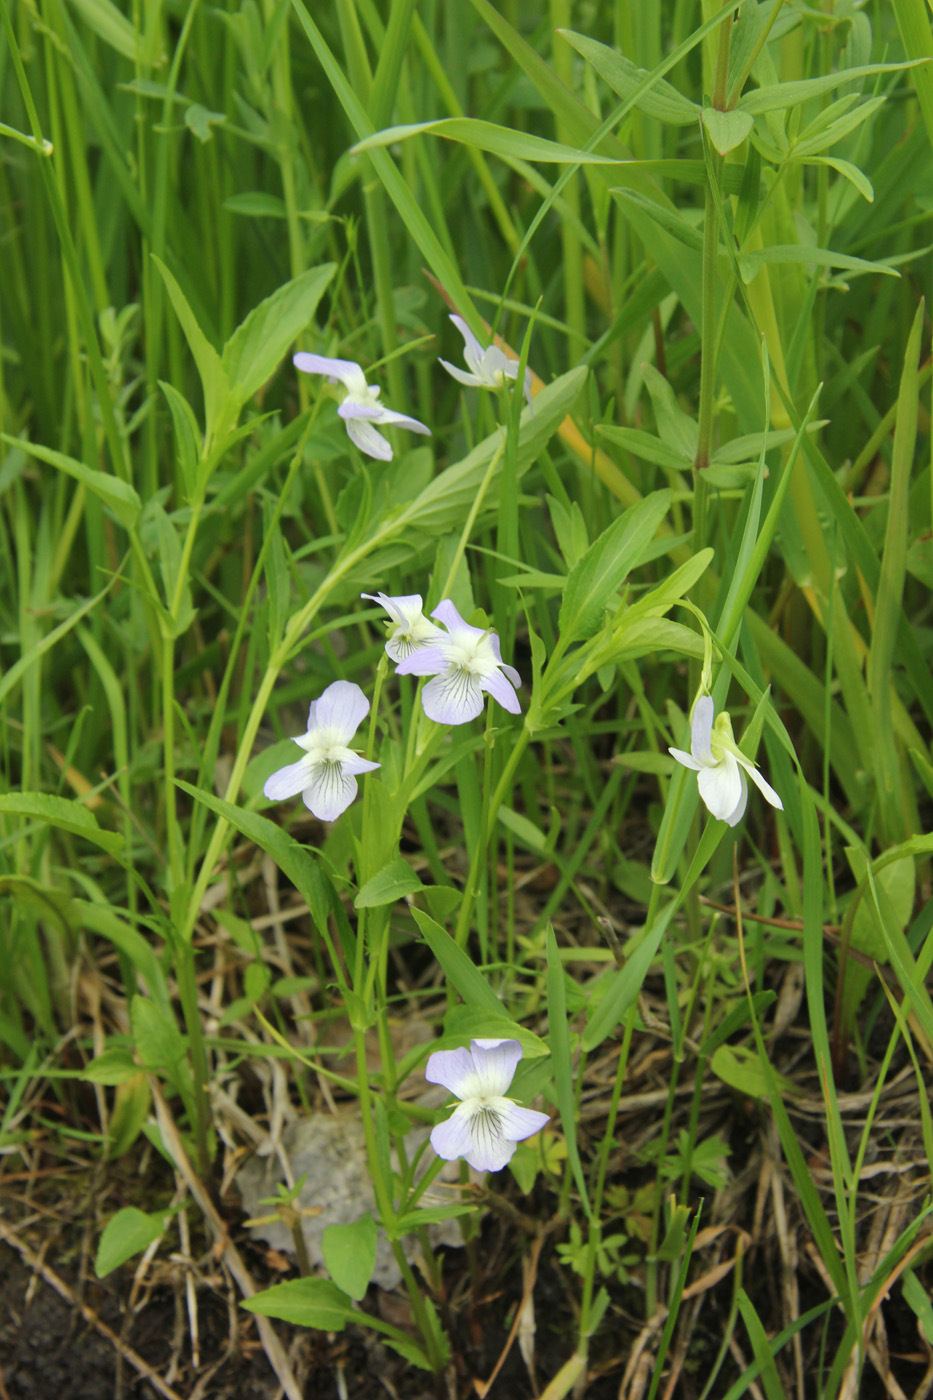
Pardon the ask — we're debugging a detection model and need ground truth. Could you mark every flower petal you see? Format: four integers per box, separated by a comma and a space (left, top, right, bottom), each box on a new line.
737, 755, 783, 811
430, 598, 483, 641
338, 399, 383, 421
345, 417, 393, 460
395, 643, 450, 678
438, 358, 482, 389
375, 407, 432, 435
461, 1104, 518, 1172
302, 765, 358, 822
480, 665, 521, 714
724, 768, 748, 826
263, 757, 313, 801
293, 354, 368, 396
421, 669, 484, 725
494, 1102, 550, 1144
697, 752, 744, 822
339, 754, 381, 777
311, 680, 370, 743
668, 745, 702, 773
468, 1039, 523, 1097
425, 1047, 480, 1098
449, 315, 486, 370
430, 1102, 477, 1163
690, 695, 715, 765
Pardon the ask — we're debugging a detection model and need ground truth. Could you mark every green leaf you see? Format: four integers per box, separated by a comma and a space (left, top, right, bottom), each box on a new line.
597, 426, 690, 472
223, 191, 288, 218
73, 900, 171, 1017
69, 0, 138, 59
560, 31, 701, 124
583, 903, 675, 1051
546, 925, 590, 1216
903, 1269, 933, 1344
159, 382, 202, 498
82, 1049, 140, 1085
737, 60, 932, 114
439, 1005, 548, 1058
610, 189, 703, 252
737, 243, 899, 283
152, 256, 229, 439
243, 1278, 354, 1330
702, 107, 754, 155
322, 1216, 378, 1301
222, 265, 335, 405
352, 117, 639, 166
96, 1208, 165, 1278
1, 434, 141, 528
558, 491, 672, 642
711, 1043, 793, 1100
184, 103, 226, 143
411, 907, 506, 1017
131, 997, 186, 1071
354, 857, 423, 909
0, 792, 122, 856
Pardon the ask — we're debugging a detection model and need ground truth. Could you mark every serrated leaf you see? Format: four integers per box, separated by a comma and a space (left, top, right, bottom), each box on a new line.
1, 433, 141, 528
322, 1216, 377, 1301
96, 1208, 165, 1277
558, 491, 672, 642
0, 792, 122, 856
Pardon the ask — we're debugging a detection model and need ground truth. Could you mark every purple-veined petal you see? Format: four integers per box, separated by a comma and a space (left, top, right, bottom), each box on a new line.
468, 1039, 522, 1096
425, 1047, 479, 1098
668, 745, 702, 773
461, 1104, 518, 1172
494, 1102, 550, 1144
395, 643, 450, 678
738, 755, 783, 811
302, 764, 358, 822
439, 358, 482, 389
697, 753, 743, 823
346, 417, 393, 461
293, 354, 368, 396
430, 1101, 479, 1164
263, 757, 313, 801
480, 665, 521, 714
421, 668, 484, 725
311, 680, 370, 743
690, 695, 715, 764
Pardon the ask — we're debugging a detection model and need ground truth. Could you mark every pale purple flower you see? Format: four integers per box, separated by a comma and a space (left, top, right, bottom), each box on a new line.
669, 695, 783, 827
426, 1038, 549, 1173
394, 599, 521, 725
293, 353, 430, 461
438, 316, 533, 409
262, 679, 380, 822
359, 592, 445, 663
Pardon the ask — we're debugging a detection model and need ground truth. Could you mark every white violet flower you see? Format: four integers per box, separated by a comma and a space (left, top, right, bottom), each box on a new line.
395, 599, 521, 725
426, 1038, 549, 1173
262, 679, 380, 822
669, 694, 783, 827
438, 315, 533, 409
293, 353, 431, 461
359, 592, 445, 663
